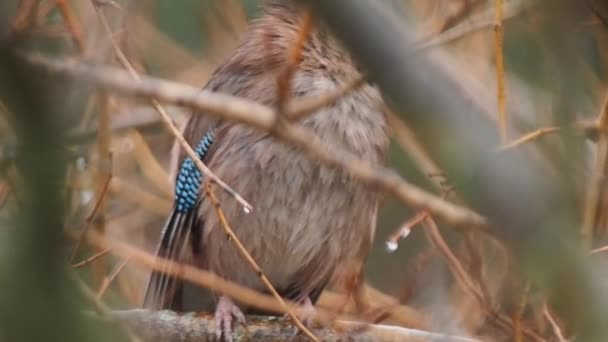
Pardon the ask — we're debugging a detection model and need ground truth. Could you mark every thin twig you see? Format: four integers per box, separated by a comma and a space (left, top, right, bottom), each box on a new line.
423, 217, 543, 341
385, 211, 429, 252
590, 244, 608, 254
423, 217, 485, 304
276, 8, 313, 111
494, 0, 507, 143
72, 247, 112, 268
23, 54, 488, 230
92, 4, 253, 213
54, 0, 86, 52
11, 0, 38, 35
513, 282, 530, 342
581, 91, 608, 246
96, 257, 131, 300
414, 0, 524, 51
70, 167, 112, 262
204, 183, 319, 342
92, 91, 111, 287
543, 303, 568, 342
498, 126, 561, 151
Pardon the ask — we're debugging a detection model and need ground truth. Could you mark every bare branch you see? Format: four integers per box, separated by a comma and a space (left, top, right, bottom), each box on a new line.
110, 309, 480, 342
22, 53, 488, 231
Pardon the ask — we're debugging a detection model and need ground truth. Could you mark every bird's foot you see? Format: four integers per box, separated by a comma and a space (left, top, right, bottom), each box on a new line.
284, 296, 317, 335
215, 296, 246, 342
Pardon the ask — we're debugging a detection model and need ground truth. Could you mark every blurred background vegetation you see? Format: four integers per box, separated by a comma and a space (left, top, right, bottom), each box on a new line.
1, 0, 608, 341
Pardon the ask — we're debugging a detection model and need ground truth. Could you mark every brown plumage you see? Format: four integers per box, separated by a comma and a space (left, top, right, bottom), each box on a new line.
144, 1, 389, 339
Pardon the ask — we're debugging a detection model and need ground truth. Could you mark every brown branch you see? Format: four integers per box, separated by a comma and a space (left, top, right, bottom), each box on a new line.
70, 227, 433, 340
70, 165, 112, 262
276, 8, 313, 111
11, 0, 38, 35
494, 0, 508, 143
385, 211, 428, 252
204, 183, 319, 342
581, 91, 608, 246
68, 228, 303, 318
22, 54, 488, 231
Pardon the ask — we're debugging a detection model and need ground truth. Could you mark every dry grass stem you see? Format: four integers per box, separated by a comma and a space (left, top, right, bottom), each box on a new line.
96, 257, 131, 300
73, 247, 112, 269
414, 0, 524, 51
276, 9, 313, 111
499, 126, 561, 151
494, 0, 507, 143
54, 0, 86, 52
204, 183, 319, 342
543, 303, 568, 342
581, 91, 608, 245
70, 169, 112, 262
92, 92, 112, 287
513, 283, 530, 342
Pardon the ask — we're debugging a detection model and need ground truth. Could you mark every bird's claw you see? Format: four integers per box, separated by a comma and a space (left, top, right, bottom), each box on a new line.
215, 296, 246, 342
284, 296, 317, 336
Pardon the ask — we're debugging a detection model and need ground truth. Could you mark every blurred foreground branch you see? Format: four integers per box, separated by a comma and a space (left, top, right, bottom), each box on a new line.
109, 309, 479, 342
304, 0, 607, 339
20, 53, 487, 231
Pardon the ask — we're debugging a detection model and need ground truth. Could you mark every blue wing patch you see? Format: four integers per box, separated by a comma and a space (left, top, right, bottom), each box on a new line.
175, 130, 215, 212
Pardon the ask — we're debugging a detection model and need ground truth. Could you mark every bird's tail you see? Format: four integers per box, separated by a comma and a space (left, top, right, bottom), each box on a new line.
142, 205, 199, 310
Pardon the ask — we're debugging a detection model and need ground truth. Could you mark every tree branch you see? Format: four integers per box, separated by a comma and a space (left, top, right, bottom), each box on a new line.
21, 53, 487, 231
109, 309, 480, 342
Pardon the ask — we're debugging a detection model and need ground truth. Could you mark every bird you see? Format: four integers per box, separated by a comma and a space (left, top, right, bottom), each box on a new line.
143, 0, 389, 340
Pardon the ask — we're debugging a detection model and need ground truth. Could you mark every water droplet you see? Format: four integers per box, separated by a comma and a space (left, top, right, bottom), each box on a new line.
76, 157, 87, 171
385, 241, 399, 253
243, 207, 251, 214
80, 190, 93, 205
401, 227, 411, 238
